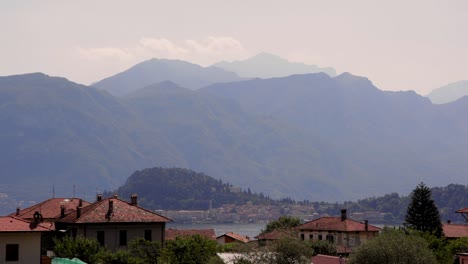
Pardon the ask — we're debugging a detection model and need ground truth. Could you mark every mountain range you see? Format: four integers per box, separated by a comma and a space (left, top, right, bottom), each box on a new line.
426, 80, 468, 104
1, 57, 467, 204
213, 52, 336, 78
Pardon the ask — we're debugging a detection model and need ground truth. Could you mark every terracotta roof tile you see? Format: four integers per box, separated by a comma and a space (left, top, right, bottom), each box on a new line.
296, 217, 381, 232
166, 229, 216, 241
0, 216, 55, 232
311, 254, 347, 264
217, 232, 250, 243
11, 198, 91, 221
255, 229, 296, 240
443, 224, 468, 238
59, 197, 171, 224
456, 207, 468, 213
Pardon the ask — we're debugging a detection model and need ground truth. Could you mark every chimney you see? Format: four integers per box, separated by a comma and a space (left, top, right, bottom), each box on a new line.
113, 194, 118, 199
16, 207, 20, 216
341, 209, 347, 221
79, 199, 83, 207
364, 220, 368, 231
130, 194, 138, 206
106, 200, 114, 219
447, 220, 451, 224
96, 194, 102, 202
76, 206, 82, 219
60, 205, 66, 217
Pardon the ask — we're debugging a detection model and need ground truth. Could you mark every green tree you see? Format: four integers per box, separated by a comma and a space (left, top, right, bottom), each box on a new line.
127, 238, 162, 264
161, 235, 220, 264
53, 236, 104, 263
404, 182, 443, 237
262, 216, 301, 234
349, 228, 438, 264
272, 237, 313, 264
309, 240, 337, 256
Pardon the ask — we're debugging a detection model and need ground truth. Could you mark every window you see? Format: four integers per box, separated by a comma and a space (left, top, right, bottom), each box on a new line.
318, 234, 323, 240
145, 230, 152, 241
326, 234, 334, 243
300, 234, 304, 241
5, 244, 19, 261
119, 230, 127, 246
309, 234, 313, 240
97, 231, 105, 246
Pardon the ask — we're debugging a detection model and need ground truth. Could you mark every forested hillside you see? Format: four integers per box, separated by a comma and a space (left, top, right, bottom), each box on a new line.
111, 167, 274, 210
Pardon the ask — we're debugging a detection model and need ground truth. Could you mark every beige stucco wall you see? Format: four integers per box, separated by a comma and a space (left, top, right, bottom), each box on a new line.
0, 232, 42, 264
298, 230, 377, 249
74, 223, 165, 252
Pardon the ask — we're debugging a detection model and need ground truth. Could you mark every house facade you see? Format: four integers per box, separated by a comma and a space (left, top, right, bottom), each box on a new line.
55, 194, 171, 251
0, 216, 54, 264
295, 209, 381, 254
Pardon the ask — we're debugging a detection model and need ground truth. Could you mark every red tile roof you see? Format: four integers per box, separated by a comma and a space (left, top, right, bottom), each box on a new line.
11, 198, 91, 221
255, 229, 296, 240
456, 207, 468, 213
0, 216, 55, 232
59, 197, 171, 224
217, 232, 250, 243
296, 217, 381, 232
311, 254, 347, 264
165, 229, 216, 241
443, 224, 468, 238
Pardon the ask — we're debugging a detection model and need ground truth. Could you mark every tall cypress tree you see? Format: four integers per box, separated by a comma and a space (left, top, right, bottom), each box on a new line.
404, 182, 443, 237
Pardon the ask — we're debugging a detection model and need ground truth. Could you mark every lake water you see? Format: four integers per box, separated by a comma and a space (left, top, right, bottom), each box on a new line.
166, 222, 266, 239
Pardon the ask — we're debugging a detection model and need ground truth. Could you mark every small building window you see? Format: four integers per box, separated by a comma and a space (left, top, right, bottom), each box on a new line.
300, 234, 305, 241
318, 234, 323, 240
120, 230, 127, 246
71, 228, 77, 239
6, 244, 19, 261
309, 234, 313, 240
97, 231, 105, 246
145, 230, 152, 241
326, 234, 334, 243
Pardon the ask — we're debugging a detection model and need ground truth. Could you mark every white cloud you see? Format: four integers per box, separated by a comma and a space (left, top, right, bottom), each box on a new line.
185, 36, 245, 55
139, 37, 188, 56
77, 47, 134, 60
77, 36, 248, 65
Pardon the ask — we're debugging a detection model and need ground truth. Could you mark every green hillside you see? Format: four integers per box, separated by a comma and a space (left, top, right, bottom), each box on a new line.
112, 167, 274, 210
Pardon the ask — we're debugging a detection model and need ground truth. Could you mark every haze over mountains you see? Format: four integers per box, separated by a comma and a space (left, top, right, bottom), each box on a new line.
426, 80, 468, 104
93, 58, 243, 96
213, 52, 336, 78
1, 56, 467, 204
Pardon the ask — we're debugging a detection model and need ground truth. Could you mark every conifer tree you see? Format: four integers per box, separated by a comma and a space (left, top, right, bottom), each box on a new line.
404, 182, 443, 237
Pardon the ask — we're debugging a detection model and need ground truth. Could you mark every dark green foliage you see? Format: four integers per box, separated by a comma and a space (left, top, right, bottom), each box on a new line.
341, 184, 468, 223
404, 182, 443, 237
272, 237, 313, 264
349, 229, 438, 264
114, 167, 273, 210
262, 216, 301, 234
161, 235, 220, 264
53, 236, 103, 263
128, 238, 162, 264
229, 237, 312, 264
309, 240, 337, 256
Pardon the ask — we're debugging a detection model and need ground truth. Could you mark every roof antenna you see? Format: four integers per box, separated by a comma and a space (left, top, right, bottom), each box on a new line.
52, 185, 55, 198
73, 184, 76, 199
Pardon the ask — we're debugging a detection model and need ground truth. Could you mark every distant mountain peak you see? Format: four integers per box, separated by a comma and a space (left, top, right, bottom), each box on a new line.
93, 58, 242, 96
426, 80, 468, 104
212, 52, 336, 78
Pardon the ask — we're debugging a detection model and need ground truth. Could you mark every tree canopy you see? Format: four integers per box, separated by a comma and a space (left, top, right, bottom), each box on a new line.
349, 228, 438, 264
262, 216, 301, 234
404, 182, 443, 237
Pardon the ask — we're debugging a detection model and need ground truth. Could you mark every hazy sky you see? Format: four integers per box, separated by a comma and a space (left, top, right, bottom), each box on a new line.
1, 0, 467, 94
